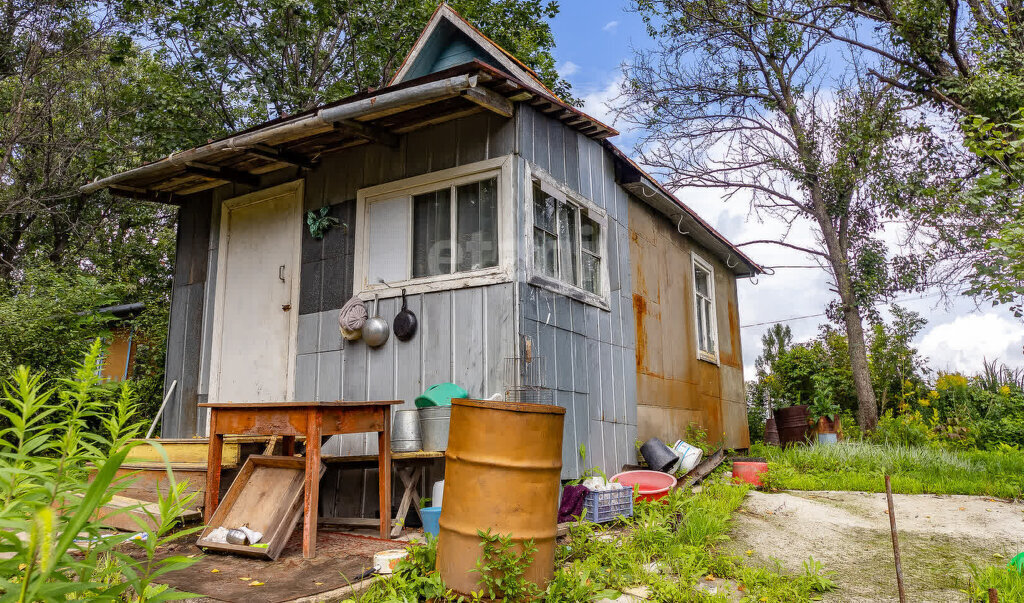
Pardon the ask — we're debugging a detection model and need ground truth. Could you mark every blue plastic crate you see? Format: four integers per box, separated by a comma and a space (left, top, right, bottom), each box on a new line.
582, 487, 634, 523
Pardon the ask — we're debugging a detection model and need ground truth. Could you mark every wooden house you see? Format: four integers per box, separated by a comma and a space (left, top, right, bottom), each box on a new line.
82, 5, 761, 518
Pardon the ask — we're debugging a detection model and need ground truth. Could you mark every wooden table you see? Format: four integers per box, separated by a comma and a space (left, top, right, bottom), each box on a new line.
200, 401, 400, 558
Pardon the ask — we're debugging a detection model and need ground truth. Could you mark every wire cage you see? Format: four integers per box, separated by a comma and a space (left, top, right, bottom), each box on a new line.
503, 356, 552, 405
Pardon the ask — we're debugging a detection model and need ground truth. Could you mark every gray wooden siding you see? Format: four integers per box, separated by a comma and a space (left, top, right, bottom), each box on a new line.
163, 105, 637, 487
516, 105, 638, 479
161, 193, 211, 438
290, 111, 517, 465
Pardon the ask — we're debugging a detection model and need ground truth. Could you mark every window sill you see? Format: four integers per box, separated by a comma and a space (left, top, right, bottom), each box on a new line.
360, 266, 513, 300
697, 352, 720, 366
527, 274, 610, 311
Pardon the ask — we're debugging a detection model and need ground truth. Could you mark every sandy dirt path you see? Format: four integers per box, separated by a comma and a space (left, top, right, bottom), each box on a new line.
726, 490, 1024, 602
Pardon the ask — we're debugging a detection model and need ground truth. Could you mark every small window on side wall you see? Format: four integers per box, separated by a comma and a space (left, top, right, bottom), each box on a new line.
692, 253, 718, 362
531, 180, 604, 297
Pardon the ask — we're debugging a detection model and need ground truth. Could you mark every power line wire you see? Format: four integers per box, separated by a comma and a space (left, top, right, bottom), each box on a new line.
740, 292, 946, 329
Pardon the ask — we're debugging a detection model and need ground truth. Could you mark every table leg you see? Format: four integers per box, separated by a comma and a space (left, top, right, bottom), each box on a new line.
391, 466, 424, 538
303, 410, 322, 558
378, 409, 392, 540
204, 411, 223, 522
282, 435, 296, 456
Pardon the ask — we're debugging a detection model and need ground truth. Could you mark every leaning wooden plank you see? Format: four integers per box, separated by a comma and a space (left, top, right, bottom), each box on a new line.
93, 495, 201, 532
676, 448, 725, 490
196, 455, 324, 560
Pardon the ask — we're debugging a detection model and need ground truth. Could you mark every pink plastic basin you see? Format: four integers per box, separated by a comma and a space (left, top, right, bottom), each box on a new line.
732, 461, 769, 487
611, 470, 677, 502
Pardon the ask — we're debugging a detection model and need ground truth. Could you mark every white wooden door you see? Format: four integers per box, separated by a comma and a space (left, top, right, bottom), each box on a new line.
209, 181, 303, 403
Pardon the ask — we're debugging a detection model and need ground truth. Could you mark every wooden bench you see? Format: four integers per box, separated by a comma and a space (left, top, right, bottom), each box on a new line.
320, 451, 445, 538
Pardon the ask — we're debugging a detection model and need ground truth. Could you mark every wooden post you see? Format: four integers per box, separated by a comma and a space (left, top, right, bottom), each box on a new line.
204, 410, 223, 521
302, 409, 322, 558
282, 435, 296, 456
378, 408, 392, 540
989, 587, 999, 602
885, 475, 907, 603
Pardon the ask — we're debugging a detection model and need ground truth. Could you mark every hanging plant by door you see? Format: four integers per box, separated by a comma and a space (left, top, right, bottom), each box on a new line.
306, 206, 341, 239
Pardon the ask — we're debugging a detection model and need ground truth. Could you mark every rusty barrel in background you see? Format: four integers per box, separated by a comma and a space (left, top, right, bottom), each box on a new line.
774, 404, 811, 447
436, 399, 565, 596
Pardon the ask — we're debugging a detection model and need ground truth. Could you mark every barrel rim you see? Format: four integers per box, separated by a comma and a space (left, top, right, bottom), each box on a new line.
453, 398, 567, 415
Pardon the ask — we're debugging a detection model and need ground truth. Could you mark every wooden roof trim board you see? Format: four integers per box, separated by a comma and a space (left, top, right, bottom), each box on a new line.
389, 3, 558, 99
604, 140, 764, 276
389, 4, 617, 136
81, 63, 615, 198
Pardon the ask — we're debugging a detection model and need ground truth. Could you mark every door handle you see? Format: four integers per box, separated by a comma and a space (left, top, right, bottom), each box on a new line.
279, 265, 286, 282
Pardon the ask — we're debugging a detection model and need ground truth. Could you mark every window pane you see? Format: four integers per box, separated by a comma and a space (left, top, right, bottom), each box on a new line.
705, 300, 716, 352
696, 300, 708, 353
533, 184, 556, 233
456, 178, 498, 271
558, 202, 577, 285
534, 229, 557, 278
695, 265, 710, 297
412, 188, 451, 277
581, 215, 600, 254
582, 254, 601, 294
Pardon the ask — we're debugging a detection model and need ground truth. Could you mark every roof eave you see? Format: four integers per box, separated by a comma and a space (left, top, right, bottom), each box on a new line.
605, 141, 763, 277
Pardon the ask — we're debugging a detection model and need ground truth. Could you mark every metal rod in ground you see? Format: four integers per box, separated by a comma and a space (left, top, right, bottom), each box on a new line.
885, 475, 907, 603
989, 587, 999, 602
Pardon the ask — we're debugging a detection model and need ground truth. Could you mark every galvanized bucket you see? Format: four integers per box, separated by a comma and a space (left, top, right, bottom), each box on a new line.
419, 406, 451, 452
392, 409, 421, 453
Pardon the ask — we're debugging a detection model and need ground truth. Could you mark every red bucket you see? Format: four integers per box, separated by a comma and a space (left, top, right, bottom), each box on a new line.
732, 461, 768, 487
611, 470, 677, 501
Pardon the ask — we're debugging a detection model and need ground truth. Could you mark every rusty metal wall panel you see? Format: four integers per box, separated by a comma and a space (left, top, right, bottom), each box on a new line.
628, 199, 750, 449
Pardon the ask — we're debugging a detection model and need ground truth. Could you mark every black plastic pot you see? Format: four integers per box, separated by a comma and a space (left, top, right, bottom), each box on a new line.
639, 437, 679, 473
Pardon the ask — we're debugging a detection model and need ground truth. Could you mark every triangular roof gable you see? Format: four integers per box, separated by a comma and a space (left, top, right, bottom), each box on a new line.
390, 4, 559, 99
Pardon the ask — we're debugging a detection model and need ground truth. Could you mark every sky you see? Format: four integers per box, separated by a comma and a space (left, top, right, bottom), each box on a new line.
548, 0, 1024, 377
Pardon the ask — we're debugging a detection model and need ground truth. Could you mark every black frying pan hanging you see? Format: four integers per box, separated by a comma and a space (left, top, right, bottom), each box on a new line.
393, 288, 417, 341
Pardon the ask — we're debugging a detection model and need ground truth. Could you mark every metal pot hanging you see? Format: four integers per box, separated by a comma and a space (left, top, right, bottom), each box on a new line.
362, 294, 390, 347
393, 288, 417, 342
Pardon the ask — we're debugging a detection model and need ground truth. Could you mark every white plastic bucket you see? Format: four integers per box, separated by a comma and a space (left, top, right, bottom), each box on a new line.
671, 440, 704, 473
432, 479, 445, 508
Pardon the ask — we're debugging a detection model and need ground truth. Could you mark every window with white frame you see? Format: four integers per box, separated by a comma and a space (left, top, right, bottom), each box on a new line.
411, 177, 498, 277
531, 180, 605, 297
692, 253, 718, 361
356, 157, 512, 295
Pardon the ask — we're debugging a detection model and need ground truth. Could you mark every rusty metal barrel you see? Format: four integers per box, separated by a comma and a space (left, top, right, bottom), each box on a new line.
436, 398, 565, 596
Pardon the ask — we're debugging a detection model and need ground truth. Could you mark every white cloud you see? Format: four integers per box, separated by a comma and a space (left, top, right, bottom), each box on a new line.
559, 60, 579, 76
602, 20, 619, 33
919, 313, 1024, 373
580, 74, 627, 133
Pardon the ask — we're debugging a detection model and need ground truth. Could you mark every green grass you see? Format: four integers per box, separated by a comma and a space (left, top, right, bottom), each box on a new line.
349, 478, 836, 602
752, 441, 1024, 499
967, 564, 1024, 601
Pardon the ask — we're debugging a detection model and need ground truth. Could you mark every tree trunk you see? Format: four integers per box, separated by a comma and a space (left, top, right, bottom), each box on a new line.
842, 297, 879, 430
813, 198, 880, 431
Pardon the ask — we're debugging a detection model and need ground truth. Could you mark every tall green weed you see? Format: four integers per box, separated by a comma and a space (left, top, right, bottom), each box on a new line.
0, 340, 199, 601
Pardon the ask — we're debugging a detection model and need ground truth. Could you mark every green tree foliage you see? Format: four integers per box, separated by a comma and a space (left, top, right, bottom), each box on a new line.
769, 0, 1024, 315
3, 0, 571, 415
747, 307, 926, 437
621, 0, 954, 429
115, 0, 577, 130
